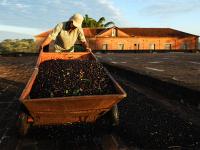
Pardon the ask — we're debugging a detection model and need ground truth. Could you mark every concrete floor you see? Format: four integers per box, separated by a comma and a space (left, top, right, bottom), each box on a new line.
95, 52, 200, 92
0, 54, 200, 149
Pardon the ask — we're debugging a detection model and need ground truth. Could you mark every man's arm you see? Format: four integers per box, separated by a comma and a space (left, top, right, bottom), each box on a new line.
78, 28, 91, 52
40, 37, 52, 51
81, 41, 91, 52
40, 23, 62, 51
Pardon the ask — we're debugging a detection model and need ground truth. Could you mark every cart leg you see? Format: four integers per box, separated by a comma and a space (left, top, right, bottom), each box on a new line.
96, 105, 120, 129
108, 104, 119, 126
18, 112, 30, 136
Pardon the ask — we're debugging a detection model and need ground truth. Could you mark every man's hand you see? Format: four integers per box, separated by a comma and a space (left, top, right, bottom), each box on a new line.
39, 45, 44, 52
86, 47, 92, 52
40, 37, 52, 52
81, 41, 91, 52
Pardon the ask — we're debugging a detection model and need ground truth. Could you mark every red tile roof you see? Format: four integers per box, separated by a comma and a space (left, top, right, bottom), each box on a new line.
82, 28, 104, 37
35, 27, 199, 38
34, 30, 52, 38
120, 28, 199, 37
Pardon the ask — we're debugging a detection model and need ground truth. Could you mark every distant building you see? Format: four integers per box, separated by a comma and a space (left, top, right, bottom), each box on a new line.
199, 42, 200, 49
35, 26, 199, 52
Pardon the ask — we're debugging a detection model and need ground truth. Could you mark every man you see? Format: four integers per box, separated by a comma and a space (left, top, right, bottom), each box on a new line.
40, 13, 91, 52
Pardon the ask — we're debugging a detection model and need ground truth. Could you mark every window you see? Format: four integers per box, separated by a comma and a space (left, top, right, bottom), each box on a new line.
149, 44, 156, 50
181, 43, 188, 49
112, 28, 117, 37
134, 43, 140, 50
102, 44, 108, 50
165, 44, 172, 50
118, 44, 124, 50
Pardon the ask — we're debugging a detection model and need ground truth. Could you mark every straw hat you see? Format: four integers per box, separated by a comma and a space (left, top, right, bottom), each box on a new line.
69, 13, 84, 28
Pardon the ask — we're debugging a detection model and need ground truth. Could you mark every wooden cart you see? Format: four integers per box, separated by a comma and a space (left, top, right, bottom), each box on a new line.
18, 51, 126, 135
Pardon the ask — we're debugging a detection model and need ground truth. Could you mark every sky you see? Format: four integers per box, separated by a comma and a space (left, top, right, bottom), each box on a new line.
0, 0, 200, 41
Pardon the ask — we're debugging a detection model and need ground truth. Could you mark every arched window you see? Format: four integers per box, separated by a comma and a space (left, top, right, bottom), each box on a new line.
112, 28, 117, 37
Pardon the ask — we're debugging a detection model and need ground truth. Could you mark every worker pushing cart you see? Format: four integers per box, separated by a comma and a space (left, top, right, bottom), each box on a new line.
41, 13, 91, 52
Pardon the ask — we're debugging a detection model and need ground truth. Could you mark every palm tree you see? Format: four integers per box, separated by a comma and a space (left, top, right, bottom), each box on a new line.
82, 14, 93, 27
82, 14, 115, 28
96, 17, 115, 28
104, 21, 115, 28
96, 17, 105, 27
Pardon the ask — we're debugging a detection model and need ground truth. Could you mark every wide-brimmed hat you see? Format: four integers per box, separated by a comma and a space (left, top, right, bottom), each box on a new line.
69, 13, 84, 28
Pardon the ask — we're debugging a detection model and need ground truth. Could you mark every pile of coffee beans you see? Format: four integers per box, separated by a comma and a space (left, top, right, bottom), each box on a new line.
30, 59, 116, 98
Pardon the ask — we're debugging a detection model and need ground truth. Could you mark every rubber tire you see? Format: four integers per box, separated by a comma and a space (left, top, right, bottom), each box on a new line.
18, 112, 30, 136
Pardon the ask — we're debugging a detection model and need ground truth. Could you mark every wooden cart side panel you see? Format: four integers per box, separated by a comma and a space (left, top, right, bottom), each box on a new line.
35, 51, 42, 68
23, 95, 124, 113
32, 108, 108, 125
36, 52, 96, 67
24, 94, 124, 125
19, 69, 38, 101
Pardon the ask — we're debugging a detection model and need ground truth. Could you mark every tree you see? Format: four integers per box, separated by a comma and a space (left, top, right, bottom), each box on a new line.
82, 14, 115, 28
82, 14, 96, 28
0, 39, 36, 53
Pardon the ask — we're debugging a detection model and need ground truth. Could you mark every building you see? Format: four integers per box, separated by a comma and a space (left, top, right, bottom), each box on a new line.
35, 26, 199, 52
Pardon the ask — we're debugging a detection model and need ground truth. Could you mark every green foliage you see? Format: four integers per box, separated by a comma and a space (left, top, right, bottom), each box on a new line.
82, 14, 115, 28
0, 39, 36, 53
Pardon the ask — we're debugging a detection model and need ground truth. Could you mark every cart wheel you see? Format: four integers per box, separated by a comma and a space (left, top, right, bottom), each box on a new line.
18, 112, 30, 136
108, 104, 119, 126
96, 105, 119, 129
